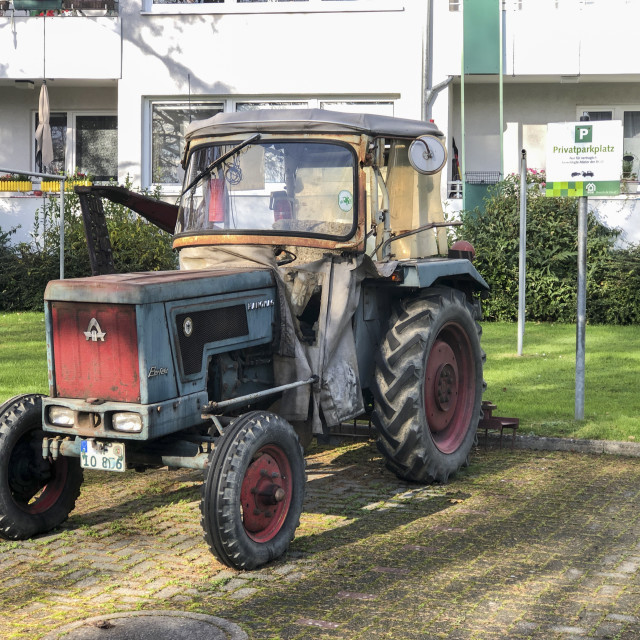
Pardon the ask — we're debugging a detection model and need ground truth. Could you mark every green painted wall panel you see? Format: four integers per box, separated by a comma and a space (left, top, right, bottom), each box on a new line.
463, 0, 500, 75
463, 184, 491, 214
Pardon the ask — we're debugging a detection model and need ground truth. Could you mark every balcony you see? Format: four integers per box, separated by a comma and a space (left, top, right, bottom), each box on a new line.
0, 0, 117, 16
0, 0, 121, 80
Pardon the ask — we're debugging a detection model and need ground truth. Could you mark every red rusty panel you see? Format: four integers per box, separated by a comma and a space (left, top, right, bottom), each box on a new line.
51, 302, 140, 403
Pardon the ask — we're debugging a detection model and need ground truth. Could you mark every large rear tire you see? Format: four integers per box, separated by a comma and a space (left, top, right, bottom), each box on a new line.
201, 411, 306, 570
372, 288, 484, 483
0, 394, 84, 540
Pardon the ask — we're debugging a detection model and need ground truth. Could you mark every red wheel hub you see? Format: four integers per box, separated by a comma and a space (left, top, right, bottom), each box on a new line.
240, 444, 293, 543
424, 323, 475, 454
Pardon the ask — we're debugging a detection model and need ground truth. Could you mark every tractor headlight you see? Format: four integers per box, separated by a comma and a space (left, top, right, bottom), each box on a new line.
48, 406, 75, 427
112, 412, 143, 433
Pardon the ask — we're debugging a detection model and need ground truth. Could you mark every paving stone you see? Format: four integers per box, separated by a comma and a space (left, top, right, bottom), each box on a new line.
3, 444, 640, 640
153, 586, 183, 599
593, 621, 625, 637
229, 587, 258, 600
219, 579, 249, 592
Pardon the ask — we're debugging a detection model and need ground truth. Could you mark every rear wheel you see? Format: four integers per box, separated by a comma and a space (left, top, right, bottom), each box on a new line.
201, 411, 305, 570
0, 394, 84, 540
372, 288, 484, 483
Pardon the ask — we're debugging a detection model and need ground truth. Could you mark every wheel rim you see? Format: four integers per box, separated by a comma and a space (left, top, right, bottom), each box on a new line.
424, 321, 475, 454
240, 444, 293, 543
9, 430, 69, 515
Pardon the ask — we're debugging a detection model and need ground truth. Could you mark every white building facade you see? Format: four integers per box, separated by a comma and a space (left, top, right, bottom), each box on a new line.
1, 0, 638, 244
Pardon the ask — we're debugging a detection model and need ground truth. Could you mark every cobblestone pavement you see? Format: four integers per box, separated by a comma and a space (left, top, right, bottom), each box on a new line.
2, 439, 640, 639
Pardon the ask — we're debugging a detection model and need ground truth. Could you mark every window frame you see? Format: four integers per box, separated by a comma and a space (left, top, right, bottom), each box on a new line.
143, 0, 403, 17
147, 100, 225, 190
578, 104, 640, 184
175, 137, 359, 243
33, 110, 118, 182
577, 105, 640, 122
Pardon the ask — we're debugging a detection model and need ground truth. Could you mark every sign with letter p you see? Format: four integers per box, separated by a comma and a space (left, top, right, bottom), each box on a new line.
575, 125, 592, 143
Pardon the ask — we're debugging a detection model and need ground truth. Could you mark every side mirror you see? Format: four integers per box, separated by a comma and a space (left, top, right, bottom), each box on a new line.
408, 135, 447, 175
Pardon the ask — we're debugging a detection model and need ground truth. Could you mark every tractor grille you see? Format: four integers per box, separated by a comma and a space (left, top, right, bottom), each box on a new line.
176, 305, 249, 376
50, 301, 140, 402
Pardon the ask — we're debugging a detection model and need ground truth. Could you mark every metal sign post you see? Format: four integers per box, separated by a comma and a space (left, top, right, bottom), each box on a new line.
544, 116, 622, 420
575, 194, 587, 419
517, 149, 527, 356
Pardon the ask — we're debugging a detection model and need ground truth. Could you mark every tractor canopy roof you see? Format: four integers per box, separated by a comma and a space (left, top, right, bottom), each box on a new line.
183, 109, 443, 144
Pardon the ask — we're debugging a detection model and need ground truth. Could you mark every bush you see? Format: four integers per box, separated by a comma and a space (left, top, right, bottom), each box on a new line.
0, 179, 177, 311
460, 171, 640, 324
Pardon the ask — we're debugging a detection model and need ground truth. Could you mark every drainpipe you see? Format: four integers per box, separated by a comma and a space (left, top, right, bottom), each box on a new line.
421, 0, 433, 121
426, 76, 454, 122
423, 0, 453, 121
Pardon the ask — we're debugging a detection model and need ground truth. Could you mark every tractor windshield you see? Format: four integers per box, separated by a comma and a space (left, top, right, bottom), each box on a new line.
176, 140, 358, 241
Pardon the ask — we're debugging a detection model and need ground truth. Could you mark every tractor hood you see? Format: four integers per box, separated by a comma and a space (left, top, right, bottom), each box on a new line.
44, 268, 275, 305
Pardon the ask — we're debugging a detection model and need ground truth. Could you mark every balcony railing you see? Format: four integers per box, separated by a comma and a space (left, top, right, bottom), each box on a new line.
0, 0, 118, 16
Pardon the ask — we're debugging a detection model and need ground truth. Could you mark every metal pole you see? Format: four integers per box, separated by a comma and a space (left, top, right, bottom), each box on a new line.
574, 111, 590, 420
517, 149, 527, 356
0, 168, 66, 181
499, 1, 504, 179
575, 194, 587, 420
59, 179, 65, 279
460, 53, 466, 210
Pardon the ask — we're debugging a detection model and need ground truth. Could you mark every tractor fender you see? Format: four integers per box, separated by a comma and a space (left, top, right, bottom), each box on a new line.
399, 258, 489, 292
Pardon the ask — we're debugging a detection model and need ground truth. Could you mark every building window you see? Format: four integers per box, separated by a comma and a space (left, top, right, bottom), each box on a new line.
152, 0, 358, 4
579, 106, 640, 178
584, 111, 613, 121
236, 101, 308, 111
320, 101, 394, 116
145, 0, 401, 14
35, 112, 117, 182
151, 101, 223, 185
147, 97, 395, 190
76, 116, 117, 182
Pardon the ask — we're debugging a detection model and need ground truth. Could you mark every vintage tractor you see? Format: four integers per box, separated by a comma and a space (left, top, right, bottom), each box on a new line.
0, 110, 488, 569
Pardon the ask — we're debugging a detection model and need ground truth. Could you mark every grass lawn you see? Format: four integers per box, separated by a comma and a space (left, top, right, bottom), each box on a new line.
1, 312, 638, 442
0, 312, 48, 401
482, 322, 640, 442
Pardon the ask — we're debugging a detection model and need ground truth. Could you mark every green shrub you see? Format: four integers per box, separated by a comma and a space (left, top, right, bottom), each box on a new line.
0, 179, 177, 311
460, 171, 640, 324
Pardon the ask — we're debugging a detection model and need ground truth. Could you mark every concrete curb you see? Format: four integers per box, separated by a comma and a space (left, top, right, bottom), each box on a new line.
484, 432, 640, 457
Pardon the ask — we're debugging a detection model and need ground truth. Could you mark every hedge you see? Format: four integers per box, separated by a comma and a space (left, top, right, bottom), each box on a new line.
2, 171, 639, 323
0, 181, 177, 311
459, 171, 640, 324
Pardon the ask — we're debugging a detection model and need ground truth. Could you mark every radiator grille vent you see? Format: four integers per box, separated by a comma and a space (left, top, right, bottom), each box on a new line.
176, 305, 248, 376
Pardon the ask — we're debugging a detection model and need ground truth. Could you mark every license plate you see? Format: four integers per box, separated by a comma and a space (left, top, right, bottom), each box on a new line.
80, 440, 126, 472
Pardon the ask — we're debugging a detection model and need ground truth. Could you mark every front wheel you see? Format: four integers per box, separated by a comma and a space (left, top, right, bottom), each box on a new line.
200, 411, 306, 570
0, 394, 84, 540
372, 288, 484, 483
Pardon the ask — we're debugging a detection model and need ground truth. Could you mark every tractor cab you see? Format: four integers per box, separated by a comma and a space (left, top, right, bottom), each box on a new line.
175, 109, 451, 262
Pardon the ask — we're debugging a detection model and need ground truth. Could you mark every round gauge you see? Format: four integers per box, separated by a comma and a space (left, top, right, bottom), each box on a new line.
408, 135, 447, 175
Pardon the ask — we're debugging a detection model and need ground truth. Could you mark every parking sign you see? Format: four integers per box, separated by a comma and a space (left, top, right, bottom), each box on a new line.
546, 121, 622, 197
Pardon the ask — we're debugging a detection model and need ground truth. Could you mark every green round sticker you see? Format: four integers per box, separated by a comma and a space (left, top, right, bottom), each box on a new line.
338, 190, 353, 212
